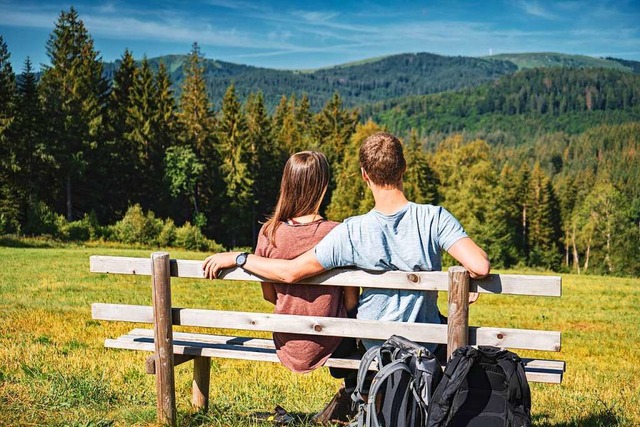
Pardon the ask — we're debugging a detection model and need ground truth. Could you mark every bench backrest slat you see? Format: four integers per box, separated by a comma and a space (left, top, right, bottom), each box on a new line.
90, 256, 561, 297
92, 303, 561, 352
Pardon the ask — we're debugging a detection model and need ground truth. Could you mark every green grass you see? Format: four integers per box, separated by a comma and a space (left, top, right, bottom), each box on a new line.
1, 243, 639, 426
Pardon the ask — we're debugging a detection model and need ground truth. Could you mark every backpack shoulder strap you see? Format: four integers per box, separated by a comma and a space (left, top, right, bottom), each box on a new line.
367, 360, 416, 427
426, 346, 477, 427
352, 345, 381, 405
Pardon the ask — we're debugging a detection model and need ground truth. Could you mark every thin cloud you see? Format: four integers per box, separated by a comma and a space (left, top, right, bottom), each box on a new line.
0, 9, 58, 29
204, 0, 269, 12
515, 0, 559, 20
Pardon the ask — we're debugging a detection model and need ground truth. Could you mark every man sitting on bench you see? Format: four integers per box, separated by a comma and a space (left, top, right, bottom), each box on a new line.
203, 131, 490, 423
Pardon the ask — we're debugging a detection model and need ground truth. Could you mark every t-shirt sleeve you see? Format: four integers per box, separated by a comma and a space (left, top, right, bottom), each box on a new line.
314, 222, 355, 270
255, 226, 268, 257
437, 207, 468, 251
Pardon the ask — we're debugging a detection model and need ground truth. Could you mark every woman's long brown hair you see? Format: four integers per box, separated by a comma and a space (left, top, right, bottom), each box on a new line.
263, 151, 330, 246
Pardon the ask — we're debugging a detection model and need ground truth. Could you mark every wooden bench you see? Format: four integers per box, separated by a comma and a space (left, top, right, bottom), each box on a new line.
90, 252, 565, 426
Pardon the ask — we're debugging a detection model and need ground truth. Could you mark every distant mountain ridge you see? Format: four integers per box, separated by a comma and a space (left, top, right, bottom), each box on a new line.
483, 52, 634, 71
104, 52, 518, 110
97, 51, 640, 111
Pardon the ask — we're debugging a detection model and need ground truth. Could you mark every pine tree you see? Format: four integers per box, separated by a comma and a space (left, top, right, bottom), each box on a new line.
14, 58, 49, 213
127, 57, 157, 207
313, 92, 359, 204
149, 62, 177, 217
104, 49, 137, 218
295, 94, 314, 150
326, 120, 381, 221
313, 92, 358, 168
272, 95, 304, 155
0, 36, 15, 141
245, 91, 282, 243
176, 42, 217, 224
217, 84, 252, 246
0, 36, 19, 233
39, 7, 108, 220
497, 163, 528, 265
178, 43, 215, 156
526, 162, 562, 268
403, 129, 439, 205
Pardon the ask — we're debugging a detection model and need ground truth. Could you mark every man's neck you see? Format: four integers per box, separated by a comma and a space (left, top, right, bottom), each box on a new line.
371, 186, 409, 215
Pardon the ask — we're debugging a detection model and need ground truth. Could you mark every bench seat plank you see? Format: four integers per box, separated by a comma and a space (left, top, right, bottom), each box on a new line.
106, 328, 564, 384
90, 256, 561, 296
93, 303, 561, 352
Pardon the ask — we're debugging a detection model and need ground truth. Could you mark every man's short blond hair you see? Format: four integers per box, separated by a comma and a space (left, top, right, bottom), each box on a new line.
359, 132, 406, 187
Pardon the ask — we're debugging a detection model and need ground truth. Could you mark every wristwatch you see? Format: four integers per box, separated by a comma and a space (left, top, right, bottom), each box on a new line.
235, 252, 249, 268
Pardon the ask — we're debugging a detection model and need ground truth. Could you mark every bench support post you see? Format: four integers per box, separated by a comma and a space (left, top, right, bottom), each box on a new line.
192, 357, 211, 411
447, 266, 470, 359
152, 252, 176, 426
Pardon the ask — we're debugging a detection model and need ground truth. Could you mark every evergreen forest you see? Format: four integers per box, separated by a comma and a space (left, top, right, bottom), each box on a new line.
1, 7, 639, 277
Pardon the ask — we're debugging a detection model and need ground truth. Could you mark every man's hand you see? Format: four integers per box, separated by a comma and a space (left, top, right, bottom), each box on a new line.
469, 292, 479, 304
202, 252, 240, 279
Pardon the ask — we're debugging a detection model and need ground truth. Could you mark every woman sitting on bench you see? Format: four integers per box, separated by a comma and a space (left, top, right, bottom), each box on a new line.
252, 151, 359, 424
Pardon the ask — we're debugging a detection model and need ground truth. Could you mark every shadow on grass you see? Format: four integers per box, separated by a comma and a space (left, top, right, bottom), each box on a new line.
178, 407, 321, 427
0, 235, 57, 248
533, 410, 622, 427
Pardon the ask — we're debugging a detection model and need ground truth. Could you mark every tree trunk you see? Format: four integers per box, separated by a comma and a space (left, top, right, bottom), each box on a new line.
605, 229, 612, 273
571, 225, 580, 275
522, 204, 527, 256
583, 236, 592, 273
564, 225, 569, 267
66, 173, 73, 221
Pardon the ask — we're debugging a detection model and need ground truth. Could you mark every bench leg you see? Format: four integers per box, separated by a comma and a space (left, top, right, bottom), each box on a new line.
192, 357, 211, 412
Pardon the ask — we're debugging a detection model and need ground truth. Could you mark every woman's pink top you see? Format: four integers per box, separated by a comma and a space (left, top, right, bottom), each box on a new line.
255, 219, 346, 373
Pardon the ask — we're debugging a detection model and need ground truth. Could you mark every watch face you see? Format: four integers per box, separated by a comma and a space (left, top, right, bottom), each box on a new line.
236, 252, 248, 267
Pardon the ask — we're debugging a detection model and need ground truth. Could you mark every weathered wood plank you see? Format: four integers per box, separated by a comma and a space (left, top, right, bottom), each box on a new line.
129, 329, 566, 376
105, 330, 564, 383
92, 303, 561, 351
125, 328, 566, 371
130, 328, 277, 350
90, 256, 561, 296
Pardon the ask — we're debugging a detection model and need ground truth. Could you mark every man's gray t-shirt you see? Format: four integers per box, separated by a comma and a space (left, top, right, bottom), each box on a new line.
314, 202, 467, 350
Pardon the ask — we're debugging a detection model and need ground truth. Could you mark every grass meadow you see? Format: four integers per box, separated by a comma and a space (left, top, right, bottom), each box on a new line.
0, 241, 639, 426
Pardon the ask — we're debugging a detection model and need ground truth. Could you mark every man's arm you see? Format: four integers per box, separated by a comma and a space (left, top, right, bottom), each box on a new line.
202, 248, 326, 282
446, 237, 490, 279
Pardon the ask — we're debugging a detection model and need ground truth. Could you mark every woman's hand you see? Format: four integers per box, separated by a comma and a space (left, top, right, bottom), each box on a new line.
202, 252, 239, 279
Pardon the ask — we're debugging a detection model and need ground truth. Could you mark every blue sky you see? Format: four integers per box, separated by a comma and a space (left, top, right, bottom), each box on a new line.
1, 0, 639, 71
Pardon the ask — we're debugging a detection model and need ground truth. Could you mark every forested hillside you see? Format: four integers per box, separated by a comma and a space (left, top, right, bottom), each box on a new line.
104, 52, 518, 111
99, 52, 640, 112
0, 8, 638, 277
363, 67, 640, 141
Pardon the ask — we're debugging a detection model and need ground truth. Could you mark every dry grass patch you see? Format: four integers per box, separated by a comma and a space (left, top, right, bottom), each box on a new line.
1, 245, 639, 426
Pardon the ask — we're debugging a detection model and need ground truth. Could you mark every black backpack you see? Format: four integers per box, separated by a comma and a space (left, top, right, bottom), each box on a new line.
427, 346, 531, 427
351, 335, 443, 427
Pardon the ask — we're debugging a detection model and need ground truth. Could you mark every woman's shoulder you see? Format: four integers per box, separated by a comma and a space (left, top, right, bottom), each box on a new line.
321, 219, 340, 228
